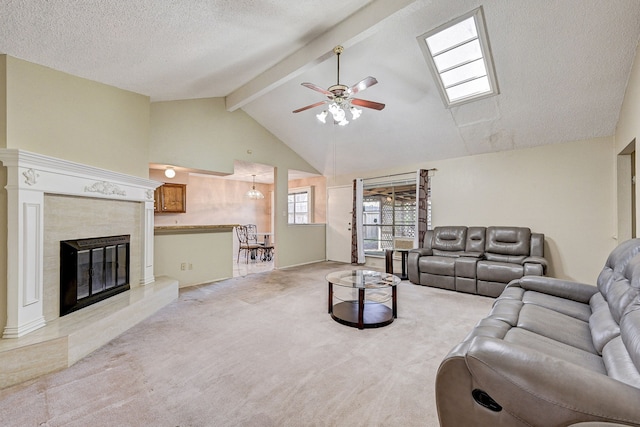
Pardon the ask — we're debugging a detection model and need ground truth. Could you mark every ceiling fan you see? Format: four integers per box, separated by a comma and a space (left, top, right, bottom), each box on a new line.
292, 45, 385, 126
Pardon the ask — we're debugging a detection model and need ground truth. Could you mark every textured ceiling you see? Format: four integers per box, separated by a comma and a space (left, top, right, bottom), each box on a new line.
1, 0, 640, 177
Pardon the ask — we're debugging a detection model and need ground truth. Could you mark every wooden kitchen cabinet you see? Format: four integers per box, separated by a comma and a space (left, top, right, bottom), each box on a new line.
155, 183, 186, 213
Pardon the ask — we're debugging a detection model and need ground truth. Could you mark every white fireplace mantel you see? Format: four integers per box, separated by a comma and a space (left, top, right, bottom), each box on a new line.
0, 149, 162, 338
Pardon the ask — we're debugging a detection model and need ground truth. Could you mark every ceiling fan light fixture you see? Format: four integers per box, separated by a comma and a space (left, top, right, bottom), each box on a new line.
316, 110, 328, 123
292, 45, 385, 125
328, 102, 346, 122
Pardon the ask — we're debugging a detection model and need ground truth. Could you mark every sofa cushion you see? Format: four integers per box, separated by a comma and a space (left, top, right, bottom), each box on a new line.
505, 328, 606, 373
419, 256, 456, 275
431, 226, 467, 252
485, 226, 531, 256
517, 304, 596, 354
524, 290, 592, 322
420, 273, 455, 290
431, 249, 464, 257
477, 260, 524, 283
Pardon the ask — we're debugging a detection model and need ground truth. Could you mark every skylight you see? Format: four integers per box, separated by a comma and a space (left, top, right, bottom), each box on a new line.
417, 7, 499, 107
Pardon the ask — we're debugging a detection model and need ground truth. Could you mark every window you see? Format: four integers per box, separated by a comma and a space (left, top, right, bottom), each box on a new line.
362, 177, 416, 255
288, 186, 314, 224
417, 7, 498, 107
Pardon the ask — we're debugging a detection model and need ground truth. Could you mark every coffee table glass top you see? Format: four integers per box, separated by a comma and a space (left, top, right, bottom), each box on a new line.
326, 270, 400, 289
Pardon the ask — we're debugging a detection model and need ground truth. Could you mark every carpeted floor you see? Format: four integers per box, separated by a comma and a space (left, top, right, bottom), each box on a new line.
0, 261, 494, 427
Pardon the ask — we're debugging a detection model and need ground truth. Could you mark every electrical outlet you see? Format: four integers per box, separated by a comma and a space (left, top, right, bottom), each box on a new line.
188, 263, 193, 270
180, 262, 186, 271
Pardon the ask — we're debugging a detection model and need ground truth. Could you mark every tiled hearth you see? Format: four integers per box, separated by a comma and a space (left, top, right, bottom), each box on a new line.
0, 149, 179, 388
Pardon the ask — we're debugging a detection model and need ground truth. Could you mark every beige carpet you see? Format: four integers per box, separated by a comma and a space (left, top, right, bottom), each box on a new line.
0, 261, 494, 427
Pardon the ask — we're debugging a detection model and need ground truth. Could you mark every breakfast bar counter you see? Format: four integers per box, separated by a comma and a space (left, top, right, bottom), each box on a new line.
154, 224, 239, 235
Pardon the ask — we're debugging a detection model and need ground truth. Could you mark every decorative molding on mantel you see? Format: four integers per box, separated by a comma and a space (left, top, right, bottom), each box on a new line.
0, 149, 162, 202
0, 149, 161, 339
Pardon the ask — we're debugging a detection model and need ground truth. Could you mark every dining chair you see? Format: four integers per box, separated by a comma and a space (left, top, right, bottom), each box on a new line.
245, 224, 261, 246
236, 225, 262, 263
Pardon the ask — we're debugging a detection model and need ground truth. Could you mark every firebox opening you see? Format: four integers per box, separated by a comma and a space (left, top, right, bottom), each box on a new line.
60, 235, 131, 316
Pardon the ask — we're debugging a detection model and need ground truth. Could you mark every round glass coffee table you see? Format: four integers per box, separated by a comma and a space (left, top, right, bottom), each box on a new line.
326, 270, 400, 329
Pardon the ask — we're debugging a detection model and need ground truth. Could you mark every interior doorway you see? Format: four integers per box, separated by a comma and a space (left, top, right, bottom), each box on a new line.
618, 139, 636, 241
230, 160, 276, 277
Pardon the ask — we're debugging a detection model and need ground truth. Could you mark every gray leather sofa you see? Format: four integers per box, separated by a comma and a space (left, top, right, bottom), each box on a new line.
436, 238, 640, 426
407, 226, 547, 297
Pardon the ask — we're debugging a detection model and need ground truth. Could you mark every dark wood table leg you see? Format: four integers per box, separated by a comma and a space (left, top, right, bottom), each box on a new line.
328, 282, 333, 314
400, 250, 408, 280
385, 249, 394, 274
358, 288, 365, 330
392, 285, 397, 318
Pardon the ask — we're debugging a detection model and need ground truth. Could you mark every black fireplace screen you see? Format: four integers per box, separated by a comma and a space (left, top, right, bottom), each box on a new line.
60, 235, 130, 316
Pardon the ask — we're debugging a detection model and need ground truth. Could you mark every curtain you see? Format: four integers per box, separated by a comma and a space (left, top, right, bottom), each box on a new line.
350, 178, 365, 264
417, 169, 432, 248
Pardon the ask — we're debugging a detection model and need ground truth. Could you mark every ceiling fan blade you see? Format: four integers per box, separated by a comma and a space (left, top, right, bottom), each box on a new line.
351, 98, 385, 111
349, 76, 378, 95
301, 82, 333, 97
292, 101, 326, 113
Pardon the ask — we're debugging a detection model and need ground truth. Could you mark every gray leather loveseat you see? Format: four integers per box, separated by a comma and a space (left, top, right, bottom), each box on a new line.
408, 226, 547, 297
436, 238, 640, 426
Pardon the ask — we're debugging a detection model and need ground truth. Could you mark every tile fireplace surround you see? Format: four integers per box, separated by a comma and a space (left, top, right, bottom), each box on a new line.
0, 149, 179, 388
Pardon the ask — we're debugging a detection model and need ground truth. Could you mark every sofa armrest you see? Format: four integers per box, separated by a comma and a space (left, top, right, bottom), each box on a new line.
465, 337, 640, 425
407, 249, 430, 284
506, 275, 598, 303
522, 255, 548, 273
409, 248, 432, 256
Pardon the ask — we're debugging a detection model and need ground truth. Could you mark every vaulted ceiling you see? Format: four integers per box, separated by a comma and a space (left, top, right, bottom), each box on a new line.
2, 0, 640, 177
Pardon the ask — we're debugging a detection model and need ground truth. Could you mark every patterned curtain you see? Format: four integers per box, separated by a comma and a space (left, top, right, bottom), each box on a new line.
350, 179, 365, 264
417, 169, 432, 248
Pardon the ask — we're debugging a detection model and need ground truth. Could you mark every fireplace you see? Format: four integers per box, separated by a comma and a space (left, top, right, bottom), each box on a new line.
0, 149, 159, 338
60, 235, 131, 316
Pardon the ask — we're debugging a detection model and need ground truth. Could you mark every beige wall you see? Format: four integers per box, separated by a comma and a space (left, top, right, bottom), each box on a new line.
150, 98, 326, 269
616, 42, 640, 239
154, 231, 234, 287
332, 137, 616, 284
616, 43, 640, 157
4, 56, 150, 178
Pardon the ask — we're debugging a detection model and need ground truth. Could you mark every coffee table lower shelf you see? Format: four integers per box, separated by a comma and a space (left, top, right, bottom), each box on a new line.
331, 301, 394, 329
